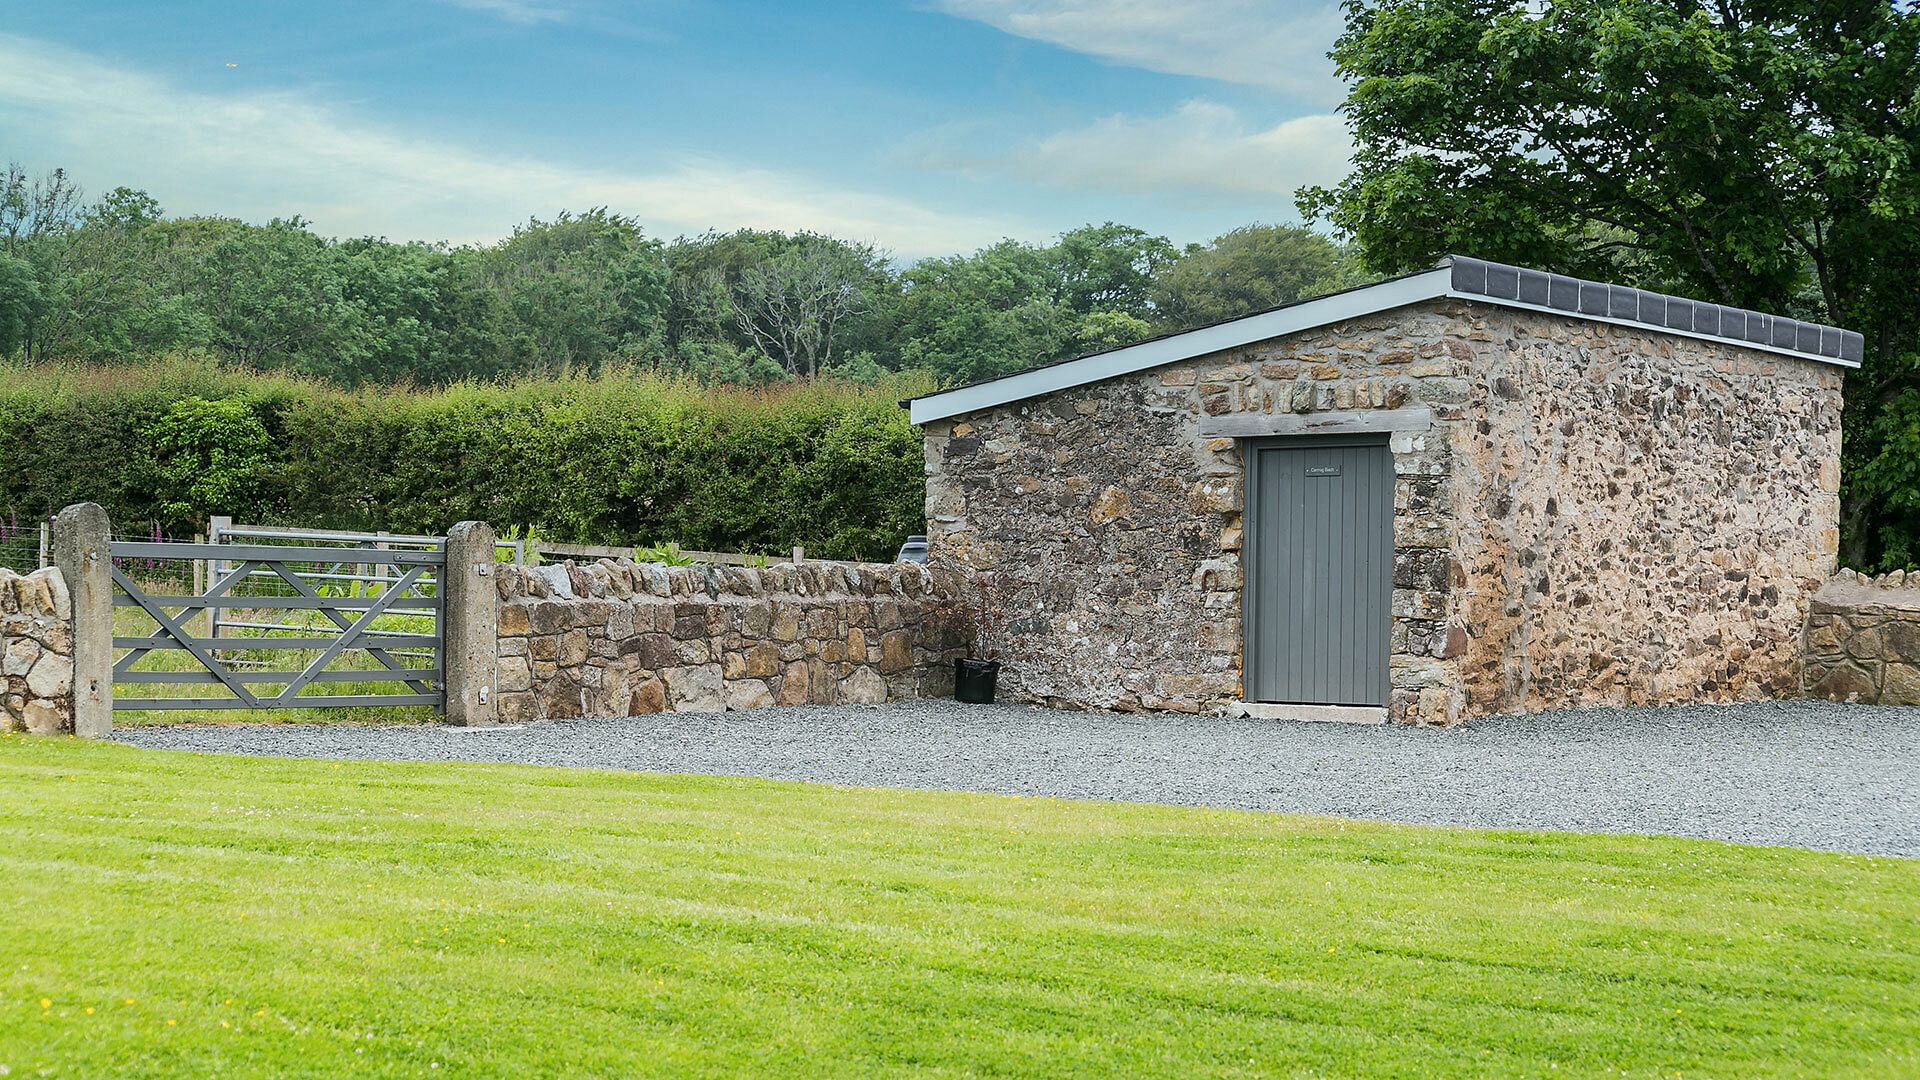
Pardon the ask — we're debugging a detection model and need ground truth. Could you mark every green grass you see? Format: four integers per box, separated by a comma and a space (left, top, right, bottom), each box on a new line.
1, 738, 1915, 1078
111, 571, 437, 726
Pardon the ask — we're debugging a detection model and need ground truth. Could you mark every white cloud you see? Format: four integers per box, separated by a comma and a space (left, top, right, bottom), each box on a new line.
915, 101, 1351, 199
437, 0, 573, 24
0, 34, 1023, 256
936, 0, 1347, 104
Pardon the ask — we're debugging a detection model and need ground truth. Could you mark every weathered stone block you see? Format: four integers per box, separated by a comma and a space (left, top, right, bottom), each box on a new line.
1884, 618, 1920, 661
671, 605, 708, 640
1882, 663, 1920, 705
1188, 478, 1240, 514
1806, 660, 1877, 702
841, 665, 886, 704
3, 637, 38, 676
742, 641, 782, 678
808, 659, 837, 704
557, 629, 589, 667
498, 603, 531, 637
22, 698, 67, 735
497, 691, 538, 723
775, 661, 811, 705
628, 676, 666, 714
725, 679, 774, 711
743, 604, 773, 637
878, 630, 914, 675
664, 664, 724, 712
529, 602, 570, 635
617, 633, 675, 671
1843, 626, 1885, 660
539, 670, 582, 719
497, 654, 533, 694
1090, 486, 1132, 525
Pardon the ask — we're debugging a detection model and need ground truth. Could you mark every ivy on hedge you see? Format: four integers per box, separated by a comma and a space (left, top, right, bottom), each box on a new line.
0, 360, 930, 561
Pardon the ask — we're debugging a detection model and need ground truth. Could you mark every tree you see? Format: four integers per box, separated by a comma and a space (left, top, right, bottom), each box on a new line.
0, 164, 84, 362
1151, 224, 1361, 329
51, 187, 201, 365
1048, 222, 1176, 319
897, 240, 1076, 384
665, 229, 900, 378
732, 237, 889, 377
336, 239, 510, 383
1303, 0, 1920, 569
0, 163, 83, 258
157, 216, 365, 373
1073, 309, 1156, 353
487, 209, 670, 374
0, 254, 40, 356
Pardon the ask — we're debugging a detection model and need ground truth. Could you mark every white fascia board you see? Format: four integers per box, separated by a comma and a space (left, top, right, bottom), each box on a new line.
1439, 290, 1864, 370
906, 268, 1453, 425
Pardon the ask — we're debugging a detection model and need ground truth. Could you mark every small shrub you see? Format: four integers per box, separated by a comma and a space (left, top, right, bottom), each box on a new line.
635, 541, 697, 567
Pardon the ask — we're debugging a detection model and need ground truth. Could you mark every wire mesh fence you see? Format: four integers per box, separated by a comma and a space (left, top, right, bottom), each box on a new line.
0, 513, 48, 573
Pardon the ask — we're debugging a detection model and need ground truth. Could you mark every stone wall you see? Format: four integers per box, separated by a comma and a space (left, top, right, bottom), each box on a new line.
1802, 570, 1920, 705
1, 567, 76, 735
923, 299, 1843, 724
493, 558, 969, 721
1458, 306, 1841, 716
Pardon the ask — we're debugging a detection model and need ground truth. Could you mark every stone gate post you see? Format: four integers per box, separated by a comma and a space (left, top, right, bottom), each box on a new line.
443, 521, 499, 727
51, 502, 113, 738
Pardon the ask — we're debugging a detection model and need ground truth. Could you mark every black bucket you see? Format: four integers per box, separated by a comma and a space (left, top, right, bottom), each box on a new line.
954, 658, 1000, 704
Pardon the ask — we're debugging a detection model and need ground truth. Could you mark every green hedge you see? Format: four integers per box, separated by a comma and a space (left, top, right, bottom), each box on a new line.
0, 360, 931, 561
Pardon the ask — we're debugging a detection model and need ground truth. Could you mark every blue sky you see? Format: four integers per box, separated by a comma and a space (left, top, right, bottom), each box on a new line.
0, 1, 1353, 257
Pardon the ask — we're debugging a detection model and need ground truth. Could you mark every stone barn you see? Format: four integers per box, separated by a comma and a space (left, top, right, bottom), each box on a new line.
909, 256, 1856, 725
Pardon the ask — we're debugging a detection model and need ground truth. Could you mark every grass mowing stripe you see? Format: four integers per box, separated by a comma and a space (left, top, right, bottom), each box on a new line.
1, 736, 1915, 1078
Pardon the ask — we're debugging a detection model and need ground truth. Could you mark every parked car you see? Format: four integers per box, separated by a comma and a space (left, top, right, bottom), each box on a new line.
895, 534, 929, 564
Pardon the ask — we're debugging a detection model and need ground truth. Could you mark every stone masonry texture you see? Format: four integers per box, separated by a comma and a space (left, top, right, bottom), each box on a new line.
922, 299, 1843, 725
1802, 569, 1920, 705
493, 558, 970, 722
1, 567, 77, 735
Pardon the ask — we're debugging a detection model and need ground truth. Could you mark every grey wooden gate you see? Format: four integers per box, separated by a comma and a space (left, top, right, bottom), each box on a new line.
109, 539, 446, 711
1243, 435, 1393, 706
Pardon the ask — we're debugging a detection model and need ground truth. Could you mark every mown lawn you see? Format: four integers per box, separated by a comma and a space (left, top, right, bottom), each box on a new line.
0, 737, 1914, 1078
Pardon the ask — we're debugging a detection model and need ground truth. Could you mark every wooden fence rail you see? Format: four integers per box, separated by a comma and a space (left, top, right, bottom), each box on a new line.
534, 541, 806, 566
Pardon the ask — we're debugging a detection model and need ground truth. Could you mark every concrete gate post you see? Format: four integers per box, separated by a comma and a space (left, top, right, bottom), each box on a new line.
51, 502, 113, 738
443, 521, 499, 727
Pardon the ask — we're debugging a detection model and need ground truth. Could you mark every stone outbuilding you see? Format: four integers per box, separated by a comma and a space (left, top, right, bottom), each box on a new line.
909, 256, 1857, 725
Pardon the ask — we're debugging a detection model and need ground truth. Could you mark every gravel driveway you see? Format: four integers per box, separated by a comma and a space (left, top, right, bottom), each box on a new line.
114, 699, 1919, 857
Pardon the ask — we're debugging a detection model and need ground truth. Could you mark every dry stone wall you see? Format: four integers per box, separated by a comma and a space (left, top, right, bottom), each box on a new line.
493, 558, 969, 721
923, 299, 1843, 724
1802, 570, 1920, 705
1, 567, 76, 735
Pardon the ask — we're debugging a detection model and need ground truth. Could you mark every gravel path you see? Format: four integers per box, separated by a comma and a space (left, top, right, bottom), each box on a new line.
114, 699, 1919, 857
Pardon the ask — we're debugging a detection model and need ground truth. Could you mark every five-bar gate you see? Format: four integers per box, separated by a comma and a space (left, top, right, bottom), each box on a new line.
110, 538, 447, 712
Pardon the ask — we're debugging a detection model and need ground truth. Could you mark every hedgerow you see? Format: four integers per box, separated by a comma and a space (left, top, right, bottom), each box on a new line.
0, 359, 931, 561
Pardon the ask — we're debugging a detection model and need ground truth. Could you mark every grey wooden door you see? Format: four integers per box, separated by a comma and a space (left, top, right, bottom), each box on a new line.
1243, 436, 1393, 706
